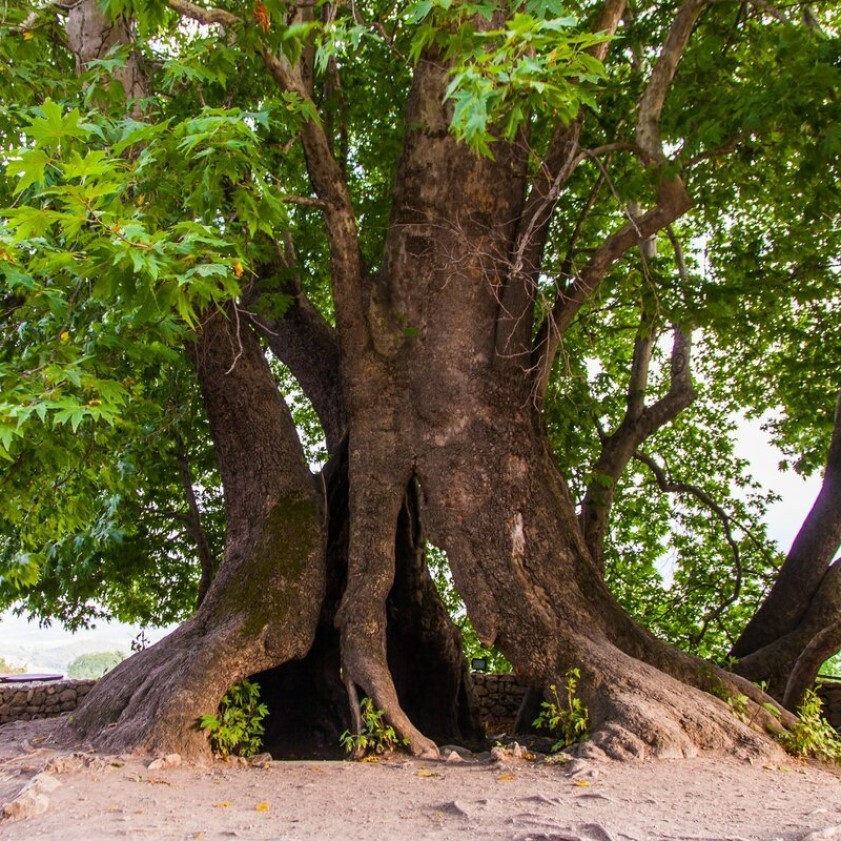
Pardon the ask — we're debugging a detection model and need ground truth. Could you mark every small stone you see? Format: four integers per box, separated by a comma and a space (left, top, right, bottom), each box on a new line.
23, 773, 63, 794
445, 751, 464, 763
1, 790, 50, 822
148, 753, 182, 770
247, 753, 272, 768
433, 800, 470, 819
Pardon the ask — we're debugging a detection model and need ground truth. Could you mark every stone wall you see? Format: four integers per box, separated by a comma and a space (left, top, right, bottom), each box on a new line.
1, 674, 839, 735
0, 680, 95, 725
816, 681, 841, 730
472, 672, 528, 732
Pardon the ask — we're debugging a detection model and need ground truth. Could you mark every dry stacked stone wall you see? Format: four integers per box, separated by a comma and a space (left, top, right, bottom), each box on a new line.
816, 682, 841, 731
0, 674, 839, 734
0, 679, 95, 725
471, 672, 528, 732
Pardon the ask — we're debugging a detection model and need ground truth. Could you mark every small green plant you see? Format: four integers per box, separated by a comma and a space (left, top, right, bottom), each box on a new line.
726, 692, 750, 723
199, 679, 268, 759
339, 697, 408, 756
777, 689, 841, 764
532, 667, 589, 752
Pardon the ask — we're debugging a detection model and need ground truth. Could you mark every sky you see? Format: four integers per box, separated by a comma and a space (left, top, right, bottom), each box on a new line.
0, 416, 825, 675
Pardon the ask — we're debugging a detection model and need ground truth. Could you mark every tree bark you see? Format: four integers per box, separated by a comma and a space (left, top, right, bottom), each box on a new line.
67, 309, 326, 758
252, 443, 481, 758
327, 48, 784, 760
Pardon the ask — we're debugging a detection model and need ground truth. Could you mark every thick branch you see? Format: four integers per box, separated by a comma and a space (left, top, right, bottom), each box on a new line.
165, 0, 365, 334
513, 0, 628, 289
732, 390, 841, 659
531, 1, 705, 401
636, 0, 707, 162
579, 324, 696, 566
783, 620, 841, 710
250, 289, 347, 452
166, 0, 238, 27
736, 560, 841, 705
174, 438, 217, 609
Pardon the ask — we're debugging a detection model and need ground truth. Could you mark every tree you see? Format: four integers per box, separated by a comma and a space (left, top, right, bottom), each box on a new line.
0, 0, 839, 760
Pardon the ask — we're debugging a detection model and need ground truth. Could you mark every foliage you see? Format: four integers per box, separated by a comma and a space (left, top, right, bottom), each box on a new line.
339, 697, 408, 756
532, 668, 589, 751
67, 650, 125, 679
198, 679, 269, 759
777, 690, 841, 765
0, 0, 839, 681
0, 656, 25, 674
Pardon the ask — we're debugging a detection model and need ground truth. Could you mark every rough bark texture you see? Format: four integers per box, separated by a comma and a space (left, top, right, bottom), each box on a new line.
67, 310, 326, 758
55, 0, 807, 762
252, 444, 481, 758
65, 0, 146, 101
327, 50, 783, 760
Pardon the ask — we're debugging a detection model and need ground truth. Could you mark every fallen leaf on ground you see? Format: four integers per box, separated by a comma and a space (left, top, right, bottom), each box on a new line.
255, 801, 271, 812
213, 802, 231, 808
574, 780, 591, 787
496, 774, 516, 781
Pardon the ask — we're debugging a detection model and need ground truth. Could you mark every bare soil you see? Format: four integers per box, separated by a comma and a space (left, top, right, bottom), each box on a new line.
1, 718, 840, 841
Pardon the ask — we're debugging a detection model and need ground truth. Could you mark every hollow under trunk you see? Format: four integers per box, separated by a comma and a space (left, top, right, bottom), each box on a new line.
252, 444, 481, 759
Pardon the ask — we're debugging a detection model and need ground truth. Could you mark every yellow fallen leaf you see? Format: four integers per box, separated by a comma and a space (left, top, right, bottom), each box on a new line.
573, 780, 591, 787
213, 802, 231, 809
255, 802, 270, 812
417, 770, 440, 778
362, 755, 379, 763
496, 774, 516, 781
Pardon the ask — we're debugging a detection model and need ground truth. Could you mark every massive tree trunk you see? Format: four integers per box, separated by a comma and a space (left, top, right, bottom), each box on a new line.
252, 444, 481, 758
329, 51, 785, 760
68, 308, 326, 758
56, 0, 809, 763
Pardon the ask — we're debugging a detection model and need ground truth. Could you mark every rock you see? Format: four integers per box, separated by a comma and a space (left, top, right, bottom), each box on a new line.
147, 754, 182, 770
802, 828, 841, 841
247, 753, 273, 768
23, 773, 62, 794
433, 800, 471, 819
491, 742, 530, 763
445, 750, 465, 763
439, 744, 473, 759
1, 790, 50, 822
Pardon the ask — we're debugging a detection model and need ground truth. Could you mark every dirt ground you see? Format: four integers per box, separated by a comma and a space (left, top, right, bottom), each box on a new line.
1, 718, 841, 841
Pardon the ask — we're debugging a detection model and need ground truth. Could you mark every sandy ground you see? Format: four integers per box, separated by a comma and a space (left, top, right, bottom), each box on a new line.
1, 718, 841, 841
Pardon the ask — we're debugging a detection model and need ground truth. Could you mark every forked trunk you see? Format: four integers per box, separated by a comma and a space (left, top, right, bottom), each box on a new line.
331, 53, 787, 760
68, 310, 326, 758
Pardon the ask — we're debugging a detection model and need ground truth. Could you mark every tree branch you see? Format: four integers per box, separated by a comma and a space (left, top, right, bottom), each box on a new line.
530, 0, 705, 404
633, 449, 745, 641
174, 436, 217, 609
165, 0, 365, 332
578, 321, 696, 567
166, 0, 239, 27
513, 0, 629, 292
732, 389, 841, 659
